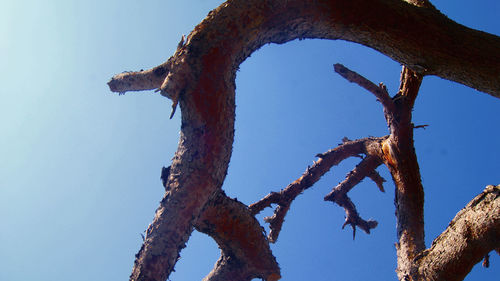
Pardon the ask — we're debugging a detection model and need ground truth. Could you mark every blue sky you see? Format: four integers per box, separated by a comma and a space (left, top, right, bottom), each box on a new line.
1, 1, 498, 280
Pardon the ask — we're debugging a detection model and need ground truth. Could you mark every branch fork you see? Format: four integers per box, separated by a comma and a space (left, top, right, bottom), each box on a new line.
250, 136, 388, 242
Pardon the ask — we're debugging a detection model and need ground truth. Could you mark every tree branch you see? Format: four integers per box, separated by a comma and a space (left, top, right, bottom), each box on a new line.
324, 155, 384, 238
385, 67, 426, 280
110, 0, 500, 99
250, 137, 387, 242
158, 168, 280, 280
334, 64, 425, 279
334, 63, 395, 112
414, 185, 500, 281
195, 190, 280, 281
107, 62, 170, 94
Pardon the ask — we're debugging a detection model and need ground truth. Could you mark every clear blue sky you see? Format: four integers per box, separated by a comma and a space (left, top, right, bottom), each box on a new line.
1, 1, 498, 280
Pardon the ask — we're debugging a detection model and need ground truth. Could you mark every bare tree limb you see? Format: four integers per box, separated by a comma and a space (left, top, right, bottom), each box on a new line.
368, 169, 386, 193
414, 185, 500, 281
107, 62, 169, 94
334, 63, 395, 112
334, 64, 425, 279
324, 155, 384, 201
385, 67, 426, 280
158, 169, 280, 280
324, 155, 384, 238
335, 63, 426, 278
195, 190, 280, 281
110, 0, 500, 99
249, 138, 371, 216
336, 193, 378, 239
250, 137, 387, 242
107, 35, 189, 94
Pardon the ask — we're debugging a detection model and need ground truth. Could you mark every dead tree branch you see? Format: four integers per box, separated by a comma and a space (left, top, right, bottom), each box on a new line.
107, 62, 170, 94
159, 167, 279, 280
109, 0, 500, 280
386, 67, 426, 280
335, 64, 425, 279
334, 63, 500, 280
414, 185, 500, 281
195, 190, 280, 281
324, 155, 384, 238
250, 137, 387, 242
333, 64, 395, 112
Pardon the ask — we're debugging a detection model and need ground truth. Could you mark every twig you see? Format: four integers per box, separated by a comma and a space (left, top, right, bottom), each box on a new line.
413, 124, 429, 130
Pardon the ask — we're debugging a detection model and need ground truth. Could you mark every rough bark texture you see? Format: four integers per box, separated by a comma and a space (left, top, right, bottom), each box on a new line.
331, 64, 499, 281
195, 190, 280, 281
107, 1, 500, 280
415, 185, 500, 281
388, 69, 426, 280
109, 0, 500, 98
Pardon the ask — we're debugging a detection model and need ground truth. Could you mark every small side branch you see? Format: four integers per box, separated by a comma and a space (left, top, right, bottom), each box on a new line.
107, 61, 171, 94
324, 155, 384, 200
335, 194, 378, 239
334, 63, 395, 112
368, 169, 386, 193
249, 137, 387, 242
324, 155, 384, 238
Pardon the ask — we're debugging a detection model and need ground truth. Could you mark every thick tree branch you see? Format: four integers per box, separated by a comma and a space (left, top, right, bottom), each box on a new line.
414, 185, 500, 281
110, 0, 500, 99
158, 169, 280, 280
195, 190, 280, 281
384, 67, 425, 280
